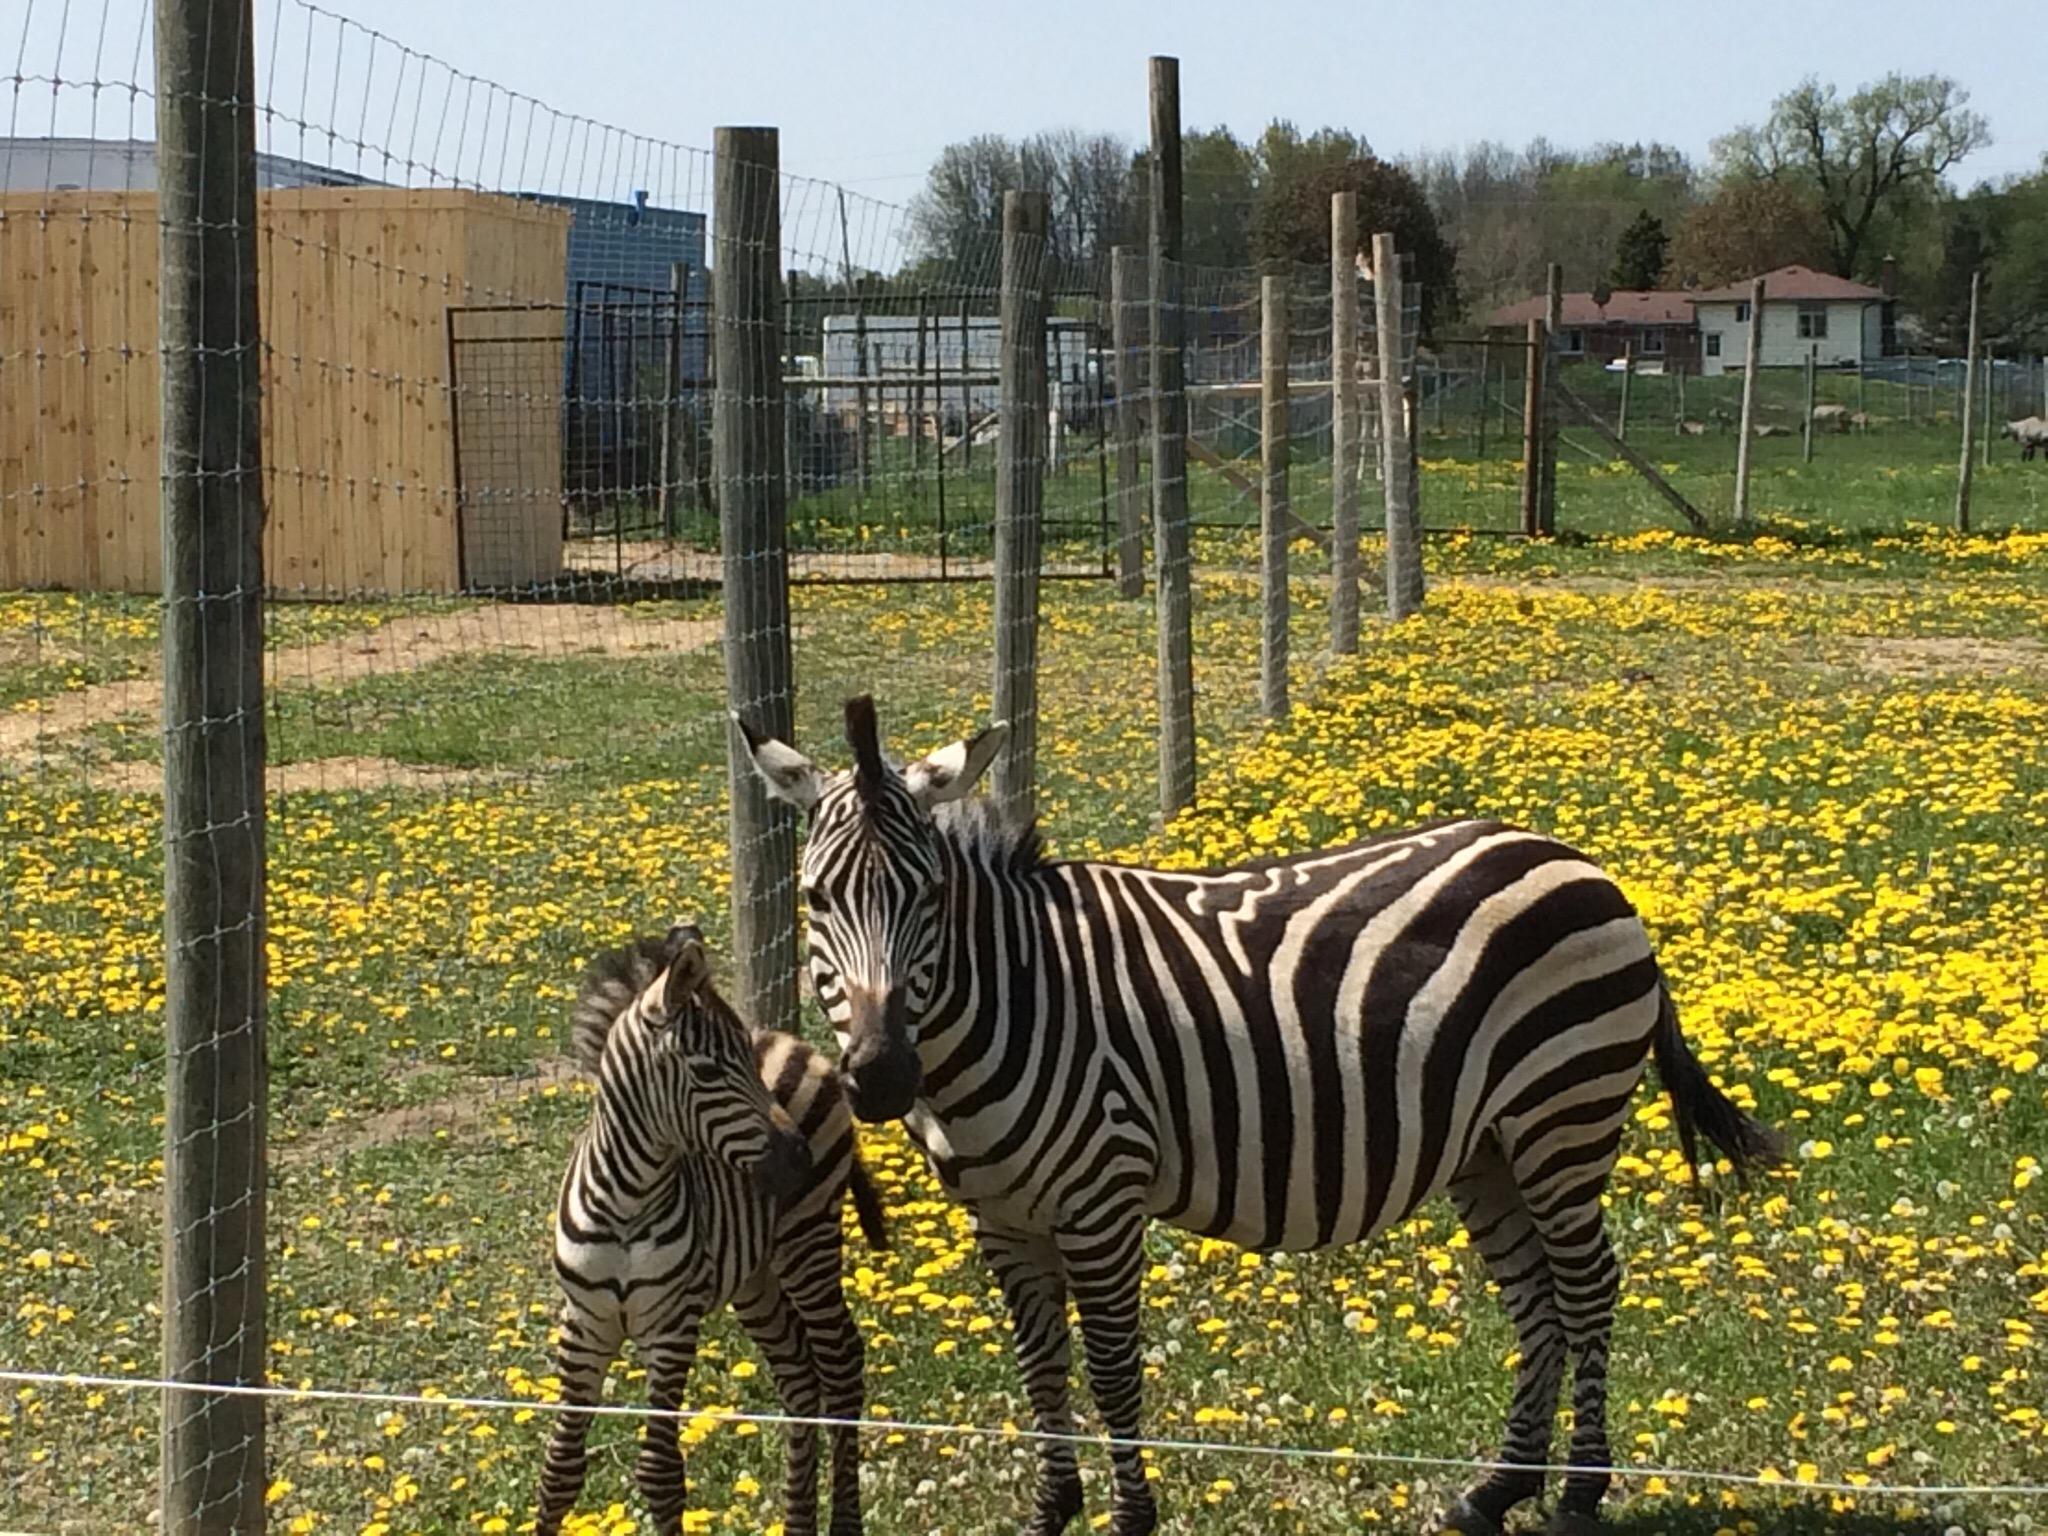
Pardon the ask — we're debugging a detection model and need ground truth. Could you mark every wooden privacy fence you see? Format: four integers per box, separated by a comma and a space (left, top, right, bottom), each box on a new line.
0, 187, 568, 595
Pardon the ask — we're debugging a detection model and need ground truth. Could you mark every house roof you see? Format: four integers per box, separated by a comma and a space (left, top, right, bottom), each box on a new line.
1687, 264, 1886, 304
1487, 290, 1695, 330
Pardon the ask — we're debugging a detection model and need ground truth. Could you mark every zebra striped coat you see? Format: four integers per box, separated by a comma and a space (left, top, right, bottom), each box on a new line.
740, 698, 1780, 1536
538, 924, 886, 1536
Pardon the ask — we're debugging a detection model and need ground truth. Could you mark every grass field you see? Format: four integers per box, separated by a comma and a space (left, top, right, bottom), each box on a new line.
2, 489, 2045, 1534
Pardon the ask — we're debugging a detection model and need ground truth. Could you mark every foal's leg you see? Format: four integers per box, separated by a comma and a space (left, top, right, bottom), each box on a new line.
535, 1300, 623, 1536
1439, 1135, 1566, 1536
634, 1311, 703, 1534
777, 1221, 867, 1535
736, 1269, 825, 1536
975, 1216, 1084, 1535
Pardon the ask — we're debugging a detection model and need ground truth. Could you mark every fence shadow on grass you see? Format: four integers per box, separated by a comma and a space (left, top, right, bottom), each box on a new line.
1603, 1503, 1963, 1536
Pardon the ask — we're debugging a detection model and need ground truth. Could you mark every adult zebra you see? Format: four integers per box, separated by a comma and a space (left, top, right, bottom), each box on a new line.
739, 698, 1780, 1536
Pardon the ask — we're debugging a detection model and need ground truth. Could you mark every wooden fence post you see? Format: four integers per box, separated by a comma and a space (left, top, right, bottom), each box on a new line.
783, 266, 800, 499
912, 289, 929, 473
994, 189, 1050, 823
1375, 232, 1420, 617
1618, 345, 1634, 442
1980, 351, 1994, 469
1675, 361, 1687, 426
1802, 344, 1817, 464
1110, 246, 1145, 598
1520, 318, 1544, 536
158, 0, 268, 1528
1475, 339, 1491, 460
853, 296, 871, 492
1733, 276, 1766, 528
1539, 261, 1562, 533
1330, 190, 1361, 653
1149, 55, 1195, 818
716, 126, 798, 1036
660, 260, 689, 534
1261, 273, 1290, 715
1957, 269, 1981, 532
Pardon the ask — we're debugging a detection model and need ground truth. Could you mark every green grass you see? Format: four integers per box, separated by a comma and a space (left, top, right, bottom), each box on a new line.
2, 529, 2045, 1534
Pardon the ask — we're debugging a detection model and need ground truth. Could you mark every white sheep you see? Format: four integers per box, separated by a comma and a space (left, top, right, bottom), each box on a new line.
1998, 415, 2048, 461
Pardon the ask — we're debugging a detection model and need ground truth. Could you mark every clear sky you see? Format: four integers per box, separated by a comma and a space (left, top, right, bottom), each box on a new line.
15, 0, 2044, 204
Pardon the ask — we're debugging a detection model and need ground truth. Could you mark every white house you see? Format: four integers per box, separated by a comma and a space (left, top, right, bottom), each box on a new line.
1689, 264, 1891, 377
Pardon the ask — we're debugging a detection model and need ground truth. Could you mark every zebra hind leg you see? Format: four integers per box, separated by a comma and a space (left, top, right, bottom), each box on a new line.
775, 1224, 868, 1535
633, 1317, 703, 1535
1438, 1136, 1565, 1536
535, 1303, 623, 1536
1055, 1207, 1156, 1536
735, 1270, 825, 1536
974, 1221, 1085, 1535
1526, 1163, 1624, 1532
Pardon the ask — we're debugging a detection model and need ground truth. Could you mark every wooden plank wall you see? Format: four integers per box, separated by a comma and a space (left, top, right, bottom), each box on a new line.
0, 188, 569, 595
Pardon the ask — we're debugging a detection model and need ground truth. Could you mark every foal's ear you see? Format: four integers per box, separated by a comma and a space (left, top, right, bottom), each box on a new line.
904, 721, 1008, 809
732, 712, 827, 812
660, 921, 712, 1016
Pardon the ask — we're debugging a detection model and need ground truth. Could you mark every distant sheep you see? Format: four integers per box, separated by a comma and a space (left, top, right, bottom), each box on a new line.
1846, 411, 1872, 432
1752, 423, 1787, 439
1999, 416, 2048, 461
1811, 403, 1851, 432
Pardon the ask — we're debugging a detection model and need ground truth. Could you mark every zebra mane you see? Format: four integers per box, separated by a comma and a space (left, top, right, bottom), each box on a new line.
568, 934, 755, 1073
932, 795, 1046, 874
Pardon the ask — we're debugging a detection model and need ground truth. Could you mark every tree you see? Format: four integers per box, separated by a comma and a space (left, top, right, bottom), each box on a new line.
1252, 157, 1458, 332
1663, 180, 1833, 288
1609, 210, 1669, 289
908, 131, 1136, 273
1713, 73, 1991, 279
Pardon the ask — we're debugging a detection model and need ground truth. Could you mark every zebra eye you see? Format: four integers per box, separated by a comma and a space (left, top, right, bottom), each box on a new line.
805, 886, 831, 918
685, 1058, 724, 1088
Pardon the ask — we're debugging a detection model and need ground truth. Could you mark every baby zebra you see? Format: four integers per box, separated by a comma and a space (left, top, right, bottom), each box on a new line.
538, 923, 887, 1536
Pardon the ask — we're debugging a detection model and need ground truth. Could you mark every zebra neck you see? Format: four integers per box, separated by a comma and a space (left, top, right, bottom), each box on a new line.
582, 1093, 685, 1232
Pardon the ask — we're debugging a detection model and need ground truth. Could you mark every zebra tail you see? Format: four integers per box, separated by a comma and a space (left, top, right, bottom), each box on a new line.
1651, 979, 1785, 1186
845, 1155, 891, 1252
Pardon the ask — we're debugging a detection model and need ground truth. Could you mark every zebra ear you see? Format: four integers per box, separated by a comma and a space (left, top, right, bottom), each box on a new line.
905, 721, 1008, 809
733, 712, 825, 812
661, 922, 711, 1016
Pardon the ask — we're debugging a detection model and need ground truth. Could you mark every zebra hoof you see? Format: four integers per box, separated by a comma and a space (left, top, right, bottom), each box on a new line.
1437, 1497, 1505, 1536
1545, 1509, 1604, 1536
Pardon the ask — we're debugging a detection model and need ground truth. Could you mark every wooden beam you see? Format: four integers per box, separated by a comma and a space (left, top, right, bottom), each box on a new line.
1554, 378, 1710, 534
1185, 433, 1330, 552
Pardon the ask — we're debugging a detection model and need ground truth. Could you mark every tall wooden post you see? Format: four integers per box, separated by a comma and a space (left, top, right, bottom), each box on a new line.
1474, 339, 1491, 460
1110, 246, 1145, 598
1733, 276, 1766, 528
157, 1, 267, 1529
715, 126, 797, 1036
959, 297, 974, 476
1260, 273, 1291, 715
1957, 270, 1981, 532
1980, 351, 1994, 470
1520, 318, 1544, 536
994, 189, 1049, 824
659, 260, 689, 534
783, 266, 800, 500
1149, 55, 1195, 817
1617, 346, 1634, 442
1539, 261, 1563, 533
1801, 344, 1817, 464
1675, 361, 1687, 426
853, 297, 871, 492
1375, 232, 1420, 618
1330, 190, 1361, 653
912, 289, 929, 473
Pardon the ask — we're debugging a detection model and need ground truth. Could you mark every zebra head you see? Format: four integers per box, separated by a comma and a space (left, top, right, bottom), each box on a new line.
630, 922, 812, 1200
735, 696, 1007, 1123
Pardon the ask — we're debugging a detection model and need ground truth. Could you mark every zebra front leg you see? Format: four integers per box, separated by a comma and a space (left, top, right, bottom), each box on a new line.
776, 1224, 867, 1535
536, 1301, 623, 1536
634, 1314, 702, 1534
1439, 1136, 1564, 1536
1055, 1207, 1155, 1536
975, 1219, 1084, 1535
735, 1270, 825, 1536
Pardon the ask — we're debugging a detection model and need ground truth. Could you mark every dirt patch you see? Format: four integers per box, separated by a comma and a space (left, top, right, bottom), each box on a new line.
1851, 635, 2048, 677
0, 605, 720, 765
85, 754, 515, 796
279, 1056, 583, 1170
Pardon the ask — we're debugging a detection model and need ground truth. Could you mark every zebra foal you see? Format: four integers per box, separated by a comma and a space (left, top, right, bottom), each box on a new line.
538, 922, 887, 1536
739, 697, 1783, 1536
